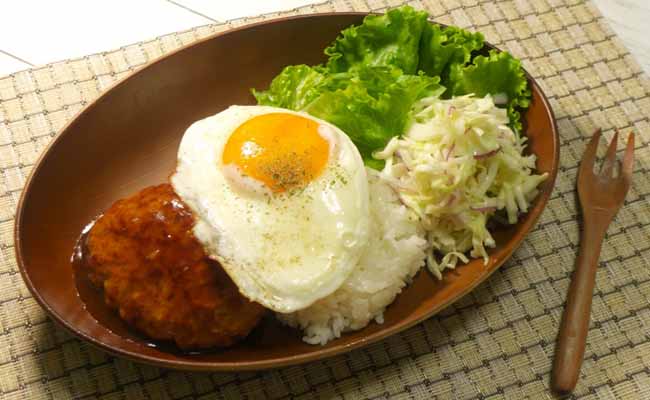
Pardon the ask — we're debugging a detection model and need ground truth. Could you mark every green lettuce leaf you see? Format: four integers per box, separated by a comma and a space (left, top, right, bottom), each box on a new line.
418, 23, 484, 83
252, 65, 329, 110
324, 7, 428, 74
304, 67, 443, 167
447, 50, 531, 132
253, 5, 531, 164
254, 64, 443, 168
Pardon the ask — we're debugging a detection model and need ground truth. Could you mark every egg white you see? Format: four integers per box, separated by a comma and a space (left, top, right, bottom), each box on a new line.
171, 106, 370, 313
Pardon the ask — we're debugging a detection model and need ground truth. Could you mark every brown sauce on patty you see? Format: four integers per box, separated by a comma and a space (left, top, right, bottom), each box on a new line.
74, 184, 265, 350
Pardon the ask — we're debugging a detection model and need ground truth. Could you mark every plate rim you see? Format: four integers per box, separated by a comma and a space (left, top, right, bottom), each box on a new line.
14, 11, 560, 371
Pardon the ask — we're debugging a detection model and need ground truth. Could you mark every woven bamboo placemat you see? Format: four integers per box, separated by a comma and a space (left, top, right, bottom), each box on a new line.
1, 0, 649, 398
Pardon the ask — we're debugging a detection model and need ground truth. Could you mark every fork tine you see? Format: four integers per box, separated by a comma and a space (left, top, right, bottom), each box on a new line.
622, 132, 635, 178
601, 130, 619, 177
578, 128, 601, 179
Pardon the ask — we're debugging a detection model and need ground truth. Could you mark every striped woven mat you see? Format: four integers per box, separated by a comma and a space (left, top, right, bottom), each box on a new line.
1, 0, 649, 398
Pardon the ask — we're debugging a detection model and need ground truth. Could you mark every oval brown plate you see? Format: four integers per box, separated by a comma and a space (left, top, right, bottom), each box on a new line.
15, 12, 559, 371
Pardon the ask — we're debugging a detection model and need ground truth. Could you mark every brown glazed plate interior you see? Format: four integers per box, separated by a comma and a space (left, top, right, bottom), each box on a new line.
15, 12, 559, 371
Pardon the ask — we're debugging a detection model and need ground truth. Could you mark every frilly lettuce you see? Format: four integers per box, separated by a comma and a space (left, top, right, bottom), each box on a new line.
254, 65, 443, 169
325, 6, 428, 74
253, 5, 531, 167
448, 50, 531, 133
252, 65, 329, 110
418, 23, 484, 82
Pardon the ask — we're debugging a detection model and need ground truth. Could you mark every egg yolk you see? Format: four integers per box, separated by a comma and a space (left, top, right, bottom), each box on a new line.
222, 113, 330, 192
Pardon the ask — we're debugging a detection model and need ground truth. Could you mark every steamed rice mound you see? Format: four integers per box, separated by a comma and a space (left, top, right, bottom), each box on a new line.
278, 169, 428, 345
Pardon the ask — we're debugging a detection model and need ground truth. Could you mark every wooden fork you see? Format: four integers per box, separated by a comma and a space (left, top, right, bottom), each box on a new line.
552, 128, 635, 394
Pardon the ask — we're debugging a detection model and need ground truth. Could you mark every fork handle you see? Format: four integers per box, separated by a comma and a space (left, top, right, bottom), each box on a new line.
552, 219, 609, 394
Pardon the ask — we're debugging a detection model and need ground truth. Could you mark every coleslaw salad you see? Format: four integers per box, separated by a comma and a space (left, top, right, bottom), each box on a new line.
374, 94, 547, 277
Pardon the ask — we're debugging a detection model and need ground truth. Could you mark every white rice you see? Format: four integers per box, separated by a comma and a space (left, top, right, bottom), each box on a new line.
277, 169, 428, 345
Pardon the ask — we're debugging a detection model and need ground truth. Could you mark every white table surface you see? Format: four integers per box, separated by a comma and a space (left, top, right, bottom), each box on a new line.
0, 0, 648, 76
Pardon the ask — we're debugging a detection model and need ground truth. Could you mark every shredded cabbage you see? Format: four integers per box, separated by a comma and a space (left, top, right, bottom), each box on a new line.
374, 94, 547, 278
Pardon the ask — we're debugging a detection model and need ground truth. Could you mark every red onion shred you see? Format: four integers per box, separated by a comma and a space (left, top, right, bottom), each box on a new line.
473, 146, 501, 160
445, 142, 456, 161
471, 206, 497, 213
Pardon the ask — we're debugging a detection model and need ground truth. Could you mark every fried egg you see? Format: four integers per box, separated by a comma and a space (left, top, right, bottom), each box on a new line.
171, 106, 370, 313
